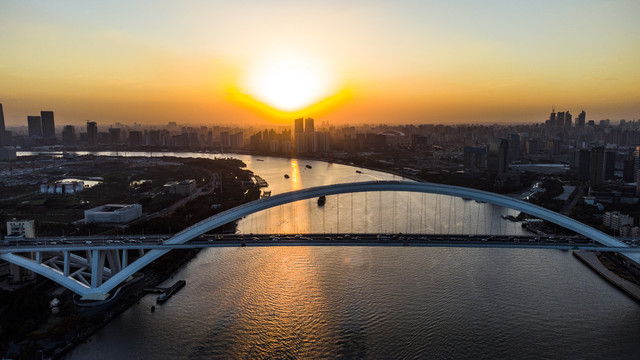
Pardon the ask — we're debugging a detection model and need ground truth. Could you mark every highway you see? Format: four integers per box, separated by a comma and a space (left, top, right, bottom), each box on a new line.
2, 233, 639, 253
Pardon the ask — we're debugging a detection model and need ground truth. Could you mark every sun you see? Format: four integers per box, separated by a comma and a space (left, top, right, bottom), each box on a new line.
241, 52, 336, 113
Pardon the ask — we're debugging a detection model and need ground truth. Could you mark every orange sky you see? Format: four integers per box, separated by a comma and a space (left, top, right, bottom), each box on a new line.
1, 0, 639, 126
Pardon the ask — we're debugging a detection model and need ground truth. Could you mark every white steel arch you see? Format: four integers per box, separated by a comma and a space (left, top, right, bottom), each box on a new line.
3, 181, 633, 299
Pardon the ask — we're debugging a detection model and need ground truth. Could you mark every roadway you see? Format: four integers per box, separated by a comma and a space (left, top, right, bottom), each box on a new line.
2, 233, 639, 253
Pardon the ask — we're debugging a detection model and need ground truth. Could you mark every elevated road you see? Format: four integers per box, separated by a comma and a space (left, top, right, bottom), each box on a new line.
2, 233, 638, 253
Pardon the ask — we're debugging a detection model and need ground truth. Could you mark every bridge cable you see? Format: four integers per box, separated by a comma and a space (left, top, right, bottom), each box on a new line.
392, 191, 397, 233
336, 194, 340, 234
350, 192, 354, 233
476, 203, 480, 234
364, 192, 368, 234
407, 192, 411, 234
462, 198, 467, 234
420, 193, 424, 233
379, 192, 382, 233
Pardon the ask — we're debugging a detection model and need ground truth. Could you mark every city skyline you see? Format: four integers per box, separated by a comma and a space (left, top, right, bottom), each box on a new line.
1, 1, 639, 126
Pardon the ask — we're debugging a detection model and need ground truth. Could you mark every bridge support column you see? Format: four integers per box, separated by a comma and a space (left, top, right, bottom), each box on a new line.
107, 250, 121, 274
35, 251, 42, 264
122, 249, 128, 268
91, 250, 106, 288
63, 251, 70, 276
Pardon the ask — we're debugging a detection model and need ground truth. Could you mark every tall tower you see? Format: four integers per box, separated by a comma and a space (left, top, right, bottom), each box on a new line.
294, 118, 305, 153
41, 111, 55, 139
556, 111, 565, 128
564, 111, 572, 128
487, 138, 508, 176
0, 103, 5, 146
28, 116, 42, 137
589, 147, 605, 187
87, 121, 98, 145
304, 118, 314, 133
576, 111, 586, 128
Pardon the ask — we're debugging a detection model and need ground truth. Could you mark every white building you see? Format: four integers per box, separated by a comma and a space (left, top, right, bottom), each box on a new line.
6, 219, 35, 239
84, 204, 142, 223
40, 180, 84, 195
163, 179, 196, 195
603, 211, 634, 231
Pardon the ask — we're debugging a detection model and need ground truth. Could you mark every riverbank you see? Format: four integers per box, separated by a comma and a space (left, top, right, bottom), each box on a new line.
572, 250, 640, 303
49, 249, 199, 359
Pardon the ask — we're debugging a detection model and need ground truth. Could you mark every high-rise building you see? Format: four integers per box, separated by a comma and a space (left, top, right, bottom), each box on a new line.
604, 151, 616, 180
464, 146, 487, 172
564, 111, 572, 128
40, 111, 55, 139
28, 116, 42, 138
576, 110, 586, 128
589, 147, 605, 187
230, 132, 244, 149
108, 128, 121, 143
487, 139, 508, 176
220, 131, 230, 149
294, 118, 304, 134
0, 103, 5, 146
577, 149, 591, 182
304, 118, 314, 133
62, 125, 76, 145
556, 111, 565, 127
507, 134, 520, 161
87, 121, 98, 145
129, 130, 143, 146
294, 118, 306, 152
623, 159, 635, 183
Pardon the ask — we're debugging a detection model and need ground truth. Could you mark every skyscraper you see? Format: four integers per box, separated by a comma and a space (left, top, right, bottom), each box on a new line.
62, 125, 76, 145
28, 116, 42, 137
41, 111, 55, 139
556, 111, 565, 128
604, 151, 616, 180
564, 111, 572, 128
487, 138, 508, 176
576, 110, 586, 128
294, 118, 305, 153
304, 118, 315, 133
0, 103, 5, 146
87, 121, 98, 145
507, 134, 520, 161
589, 147, 605, 187
294, 118, 304, 134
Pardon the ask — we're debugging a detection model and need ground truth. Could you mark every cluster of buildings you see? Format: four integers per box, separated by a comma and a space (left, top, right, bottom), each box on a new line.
603, 211, 639, 237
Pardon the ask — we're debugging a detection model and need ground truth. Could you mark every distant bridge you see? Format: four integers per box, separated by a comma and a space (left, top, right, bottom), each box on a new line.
0, 181, 633, 300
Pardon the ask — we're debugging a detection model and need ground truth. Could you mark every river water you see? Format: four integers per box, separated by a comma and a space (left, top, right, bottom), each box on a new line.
23, 152, 639, 359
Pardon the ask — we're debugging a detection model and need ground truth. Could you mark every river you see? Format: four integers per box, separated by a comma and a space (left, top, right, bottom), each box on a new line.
21, 152, 640, 359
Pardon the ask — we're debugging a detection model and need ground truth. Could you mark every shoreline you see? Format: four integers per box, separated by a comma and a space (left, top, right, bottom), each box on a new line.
52, 249, 200, 360
572, 250, 640, 303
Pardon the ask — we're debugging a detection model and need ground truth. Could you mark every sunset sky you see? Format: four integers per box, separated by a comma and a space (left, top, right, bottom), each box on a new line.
1, 0, 639, 126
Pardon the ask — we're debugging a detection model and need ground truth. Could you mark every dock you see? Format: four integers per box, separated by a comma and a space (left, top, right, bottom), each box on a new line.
145, 280, 186, 303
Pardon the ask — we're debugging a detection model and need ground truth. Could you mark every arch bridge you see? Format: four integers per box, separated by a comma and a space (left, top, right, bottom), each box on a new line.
0, 181, 633, 300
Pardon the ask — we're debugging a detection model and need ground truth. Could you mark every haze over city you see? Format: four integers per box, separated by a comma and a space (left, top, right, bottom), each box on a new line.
1, 0, 639, 126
